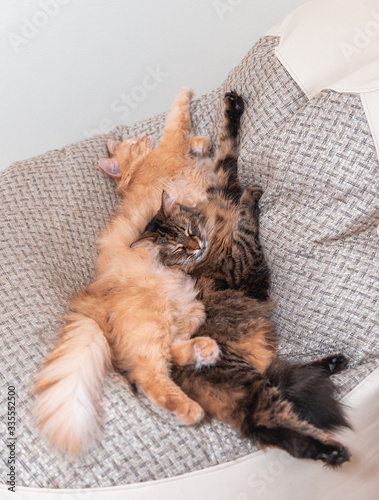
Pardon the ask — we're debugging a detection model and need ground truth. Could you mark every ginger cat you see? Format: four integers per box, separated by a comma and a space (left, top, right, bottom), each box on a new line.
34, 88, 222, 454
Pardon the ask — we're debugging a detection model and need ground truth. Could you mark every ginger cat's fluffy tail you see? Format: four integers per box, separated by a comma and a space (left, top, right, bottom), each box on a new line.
34, 313, 111, 454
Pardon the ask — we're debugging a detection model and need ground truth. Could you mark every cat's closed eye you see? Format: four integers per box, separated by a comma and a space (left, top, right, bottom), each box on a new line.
172, 245, 185, 254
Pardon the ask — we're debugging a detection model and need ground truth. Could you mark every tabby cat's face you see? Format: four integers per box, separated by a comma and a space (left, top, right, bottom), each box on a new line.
147, 204, 208, 269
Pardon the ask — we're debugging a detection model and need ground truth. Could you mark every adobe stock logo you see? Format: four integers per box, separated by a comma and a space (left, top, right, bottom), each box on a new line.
8, 0, 72, 53
235, 450, 295, 499
213, 0, 246, 20
341, 9, 379, 63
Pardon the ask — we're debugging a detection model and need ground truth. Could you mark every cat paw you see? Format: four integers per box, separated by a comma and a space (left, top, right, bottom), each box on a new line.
317, 444, 351, 467
189, 136, 213, 158
312, 354, 349, 376
176, 86, 194, 102
326, 354, 349, 374
224, 91, 244, 120
176, 400, 204, 425
193, 337, 221, 369
242, 185, 263, 203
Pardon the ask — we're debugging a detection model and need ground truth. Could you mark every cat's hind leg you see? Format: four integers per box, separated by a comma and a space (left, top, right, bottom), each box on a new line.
172, 353, 350, 465
264, 357, 350, 431
110, 309, 205, 425
303, 353, 348, 375
254, 426, 350, 467
244, 386, 350, 466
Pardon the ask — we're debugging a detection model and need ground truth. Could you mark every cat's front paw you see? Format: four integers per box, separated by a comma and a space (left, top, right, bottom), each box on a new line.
189, 136, 213, 158
193, 337, 221, 369
176, 86, 194, 102
242, 185, 263, 203
224, 91, 244, 121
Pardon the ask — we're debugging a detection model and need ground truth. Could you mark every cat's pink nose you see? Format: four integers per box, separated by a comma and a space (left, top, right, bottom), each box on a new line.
188, 238, 201, 251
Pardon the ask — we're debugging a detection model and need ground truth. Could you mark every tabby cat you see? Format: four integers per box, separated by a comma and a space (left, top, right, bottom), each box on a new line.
133, 92, 351, 466
34, 87, 224, 454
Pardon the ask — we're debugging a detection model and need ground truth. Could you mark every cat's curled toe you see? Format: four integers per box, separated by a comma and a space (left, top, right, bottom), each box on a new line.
241, 185, 263, 203
175, 399, 204, 425
308, 353, 349, 376
193, 337, 221, 369
317, 443, 351, 467
325, 354, 349, 375
224, 91, 244, 121
189, 136, 213, 158
176, 86, 194, 102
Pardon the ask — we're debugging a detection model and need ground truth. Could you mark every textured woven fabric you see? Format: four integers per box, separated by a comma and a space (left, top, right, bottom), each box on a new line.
0, 36, 378, 489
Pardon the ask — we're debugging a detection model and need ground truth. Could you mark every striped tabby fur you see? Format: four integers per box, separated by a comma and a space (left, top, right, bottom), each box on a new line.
136, 92, 351, 466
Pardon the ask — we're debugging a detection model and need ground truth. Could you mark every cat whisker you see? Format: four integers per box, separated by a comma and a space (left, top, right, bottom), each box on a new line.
183, 255, 194, 273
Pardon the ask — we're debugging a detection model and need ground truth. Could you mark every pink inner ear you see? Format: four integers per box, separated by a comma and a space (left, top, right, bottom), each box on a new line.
98, 158, 121, 178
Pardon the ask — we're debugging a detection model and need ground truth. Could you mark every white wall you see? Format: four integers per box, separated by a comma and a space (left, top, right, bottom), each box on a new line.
0, 0, 308, 172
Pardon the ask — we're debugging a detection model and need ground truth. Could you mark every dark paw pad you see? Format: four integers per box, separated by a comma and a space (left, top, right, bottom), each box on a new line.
319, 445, 351, 467
326, 354, 349, 375
224, 91, 244, 120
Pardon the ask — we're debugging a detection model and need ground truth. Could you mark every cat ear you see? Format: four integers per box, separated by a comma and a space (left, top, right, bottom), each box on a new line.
130, 232, 157, 249
98, 158, 121, 179
107, 139, 119, 155
161, 191, 178, 217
